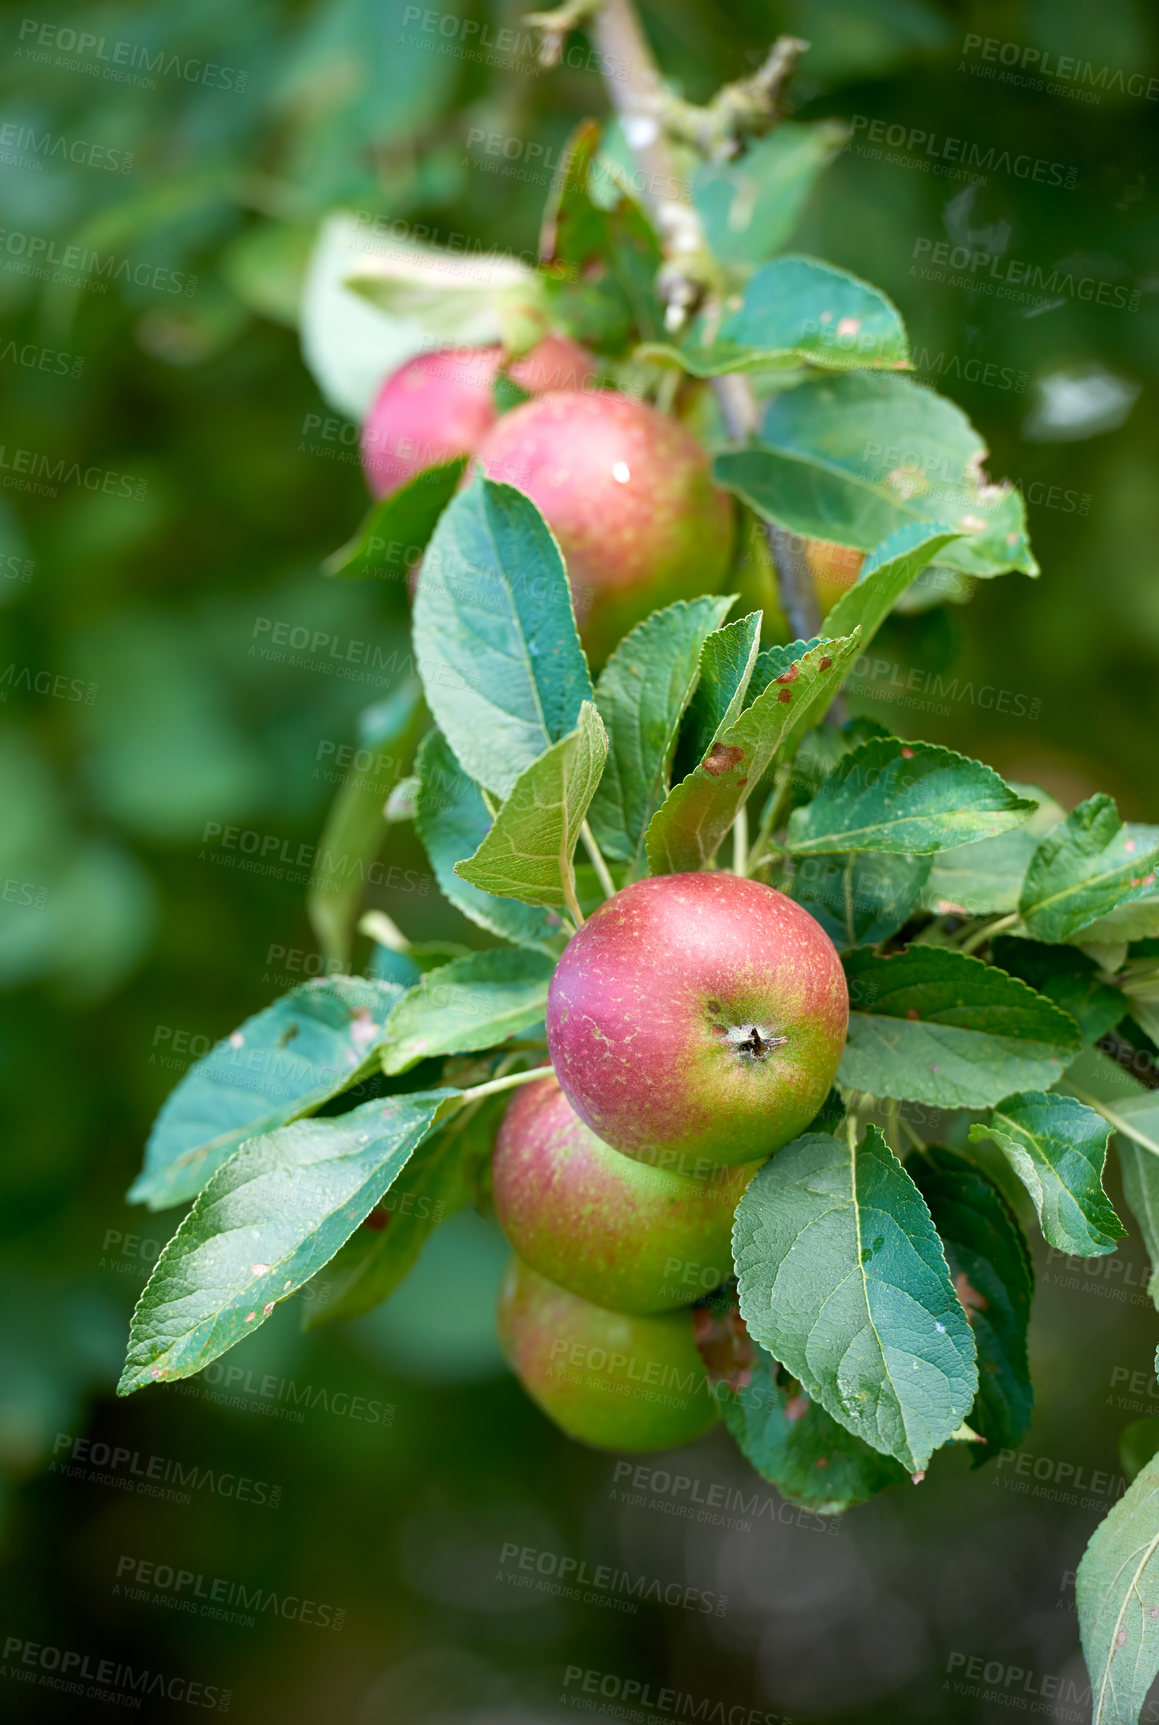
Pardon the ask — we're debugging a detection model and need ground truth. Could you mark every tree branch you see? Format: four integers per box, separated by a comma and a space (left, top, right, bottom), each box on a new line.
524, 0, 602, 68
588, 0, 824, 647
654, 36, 810, 160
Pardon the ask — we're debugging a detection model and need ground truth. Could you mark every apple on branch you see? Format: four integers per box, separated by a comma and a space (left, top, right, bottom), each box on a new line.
546, 872, 848, 1167
492, 1074, 761, 1315
497, 1254, 721, 1452
474, 389, 736, 663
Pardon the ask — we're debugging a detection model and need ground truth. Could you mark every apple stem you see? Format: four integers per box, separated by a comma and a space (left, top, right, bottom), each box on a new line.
580, 820, 617, 899
456, 1064, 556, 1106
587, 0, 827, 652
731, 805, 749, 878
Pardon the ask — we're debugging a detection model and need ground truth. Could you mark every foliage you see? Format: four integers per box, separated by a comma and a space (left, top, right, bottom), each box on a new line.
7, 0, 1159, 1715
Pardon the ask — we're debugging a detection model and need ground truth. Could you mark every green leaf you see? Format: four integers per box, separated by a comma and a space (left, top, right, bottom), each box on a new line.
1117, 1138, 1159, 1307
714, 371, 1037, 580
712, 1336, 908, 1512
674, 610, 762, 778
456, 702, 608, 910
969, 1092, 1124, 1257
646, 632, 860, 874
1077, 1450, 1159, 1725
541, 119, 665, 349
322, 458, 466, 581
131, 978, 407, 1211
786, 737, 1035, 857
733, 1125, 977, 1472
785, 851, 932, 948
306, 682, 423, 969
414, 730, 561, 953
692, 120, 848, 268
993, 937, 1127, 1047
907, 1145, 1033, 1467
304, 1095, 503, 1328
821, 523, 962, 678
921, 784, 1065, 916
1122, 1421, 1159, 1484
648, 256, 909, 376
1075, 891, 1159, 947
118, 1091, 453, 1393
1122, 960, 1159, 1049
587, 596, 733, 868
1020, 795, 1159, 945
839, 947, 1082, 1108
381, 948, 554, 1074
414, 476, 593, 799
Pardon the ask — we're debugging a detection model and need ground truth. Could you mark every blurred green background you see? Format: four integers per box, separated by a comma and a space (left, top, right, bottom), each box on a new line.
1, 0, 1157, 1719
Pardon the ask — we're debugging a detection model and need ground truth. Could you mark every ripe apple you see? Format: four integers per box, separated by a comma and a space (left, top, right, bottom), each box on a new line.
803, 535, 864, 615
473, 390, 735, 663
546, 872, 848, 1167
360, 334, 594, 499
497, 1254, 720, 1451
492, 1075, 761, 1315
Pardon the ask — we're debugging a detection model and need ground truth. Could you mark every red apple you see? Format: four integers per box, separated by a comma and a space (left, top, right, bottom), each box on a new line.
546, 872, 848, 1167
360, 334, 594, 499
473, 390, 735, 663
492, 1075, 760, 1315
497, 1254, 720, 1451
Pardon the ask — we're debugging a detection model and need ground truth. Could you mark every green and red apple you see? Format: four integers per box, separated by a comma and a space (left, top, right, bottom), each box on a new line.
492, 1075, 761, 1315
497, 1255, 720, 1452
546, 872, 848, 1168
473, 389, 735, 663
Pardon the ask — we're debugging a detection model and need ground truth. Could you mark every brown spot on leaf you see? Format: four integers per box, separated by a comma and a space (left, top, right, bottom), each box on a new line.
775, 663, 800, 686
777, 689, 792, 704
784, 1394, 810, 1422
901, 746, 914, 759
819, 657, 832, 672
704, 743, 744, 777
364, 1207, 390, 1232
906, 1008, 920, 1020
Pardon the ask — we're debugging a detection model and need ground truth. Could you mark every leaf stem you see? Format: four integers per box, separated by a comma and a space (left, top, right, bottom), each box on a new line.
959, 911, 1020, 956
731, 805, 749, 878
580, 820, 616, 899
746, 761, 793, 876
456, 1064, 555, 1106
563, 874, 585, 931
896, 1109, 928, 1154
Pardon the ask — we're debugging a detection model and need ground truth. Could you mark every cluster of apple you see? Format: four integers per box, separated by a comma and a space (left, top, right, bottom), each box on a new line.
360, 337, 853, 1452
360, 333, 732, 662
493, 871, 849, 1454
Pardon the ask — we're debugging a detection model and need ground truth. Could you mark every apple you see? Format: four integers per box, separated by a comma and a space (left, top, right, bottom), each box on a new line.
473, 390, 735, 663
803, 535, 864, 615
546, 872, 848, 1168
360, 334, 594, 499
492, 1074, 761, 1315
497, 1254, 720, 1451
